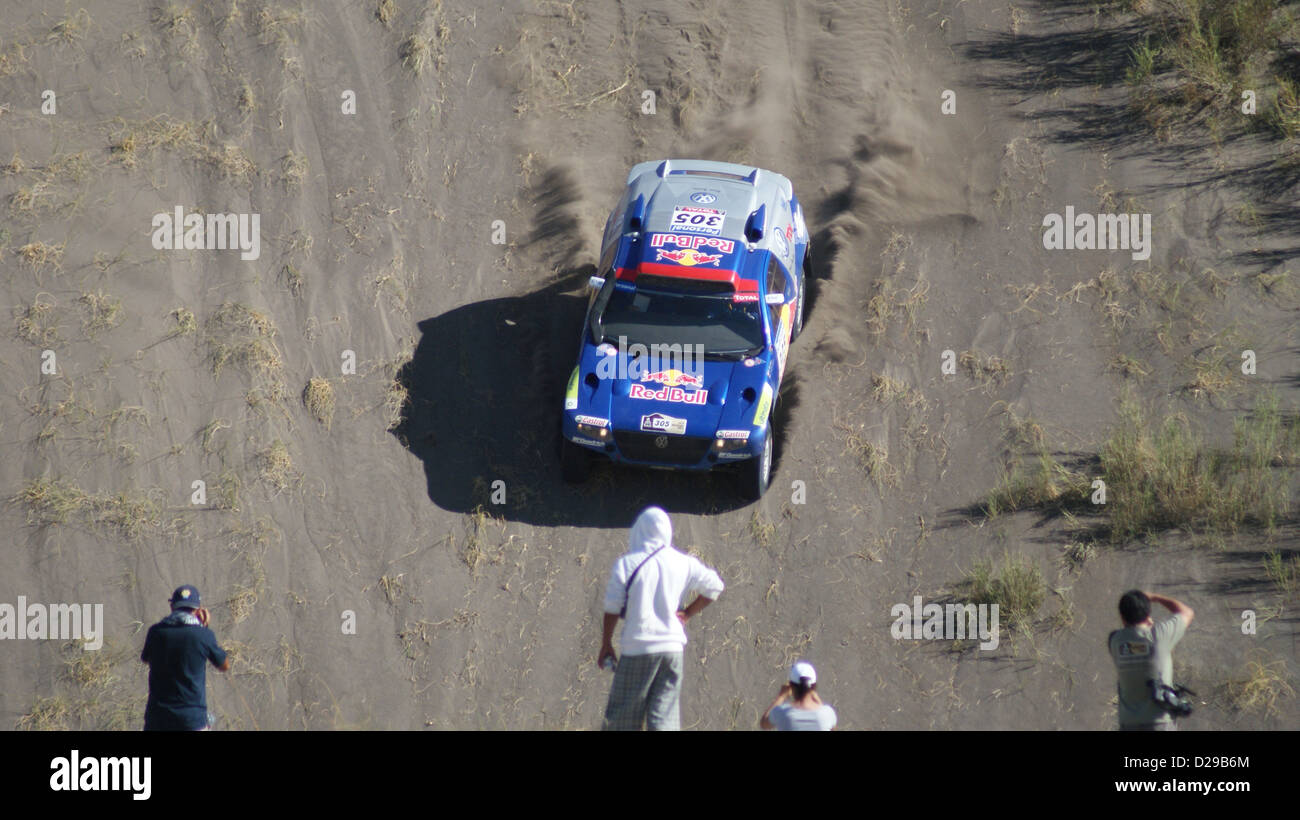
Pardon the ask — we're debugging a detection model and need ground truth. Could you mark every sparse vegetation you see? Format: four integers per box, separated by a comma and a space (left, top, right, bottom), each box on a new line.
281, 150, 308, 189
959, 349, 1011, 388
214, 469, 242, 511
16, 695, 74, 730
206, 302, 283, 383
1101, 393, 1297, 541
460, 505, 501, 572
253, 4, 307, 48
401, 5, 449, 76
200, 418, 231, 455
977, 392, 1298, 543
1219, 652, 1296, 718
257, 439, 297, 492
17, 240, 65, 272
747, 511, 776, 547
49, 9, 92, 46
836, 419, 898, 490
960, 552, 1046, 634
1063, 539, 1098, 571
281, 263, 304, 296
16, 478, 162, 540
16, 295, 58, 344
864, 275, 928, 339
109, 115, 254, 180
1109, 353, 1152, 380
79, 290, 123, 336
382, 346, 415, 434
303, 378, 335, 428
8, 152, 92, 218
1120, 0, 1299, 140
170, 307, 198, 336
1264, 550, 1300, 598
984, 451, 1091, 518
237, 80, 257, 116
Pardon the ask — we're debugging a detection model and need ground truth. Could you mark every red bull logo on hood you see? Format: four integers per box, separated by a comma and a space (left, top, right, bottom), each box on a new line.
641, 368, 704, 388
629, 384, 709, 405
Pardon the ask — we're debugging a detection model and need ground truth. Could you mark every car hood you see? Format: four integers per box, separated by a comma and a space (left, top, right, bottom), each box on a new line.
574, 349, 770, 438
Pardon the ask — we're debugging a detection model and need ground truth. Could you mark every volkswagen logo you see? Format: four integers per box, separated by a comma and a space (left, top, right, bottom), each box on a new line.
654, 435, 668, 449
690, 192, 716, 204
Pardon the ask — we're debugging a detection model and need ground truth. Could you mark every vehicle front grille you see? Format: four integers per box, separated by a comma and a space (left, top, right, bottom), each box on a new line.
614, 431, 713, 464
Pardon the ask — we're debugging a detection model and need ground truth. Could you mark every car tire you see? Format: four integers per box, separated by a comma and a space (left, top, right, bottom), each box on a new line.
561, 438, 591, 484
740, 424, 773, 500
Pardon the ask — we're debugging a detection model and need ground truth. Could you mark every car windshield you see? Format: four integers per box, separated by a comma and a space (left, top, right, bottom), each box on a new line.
593, 285, 765, 357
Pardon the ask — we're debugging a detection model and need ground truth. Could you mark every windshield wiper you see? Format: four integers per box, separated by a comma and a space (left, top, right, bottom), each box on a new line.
705, 347, 761, 361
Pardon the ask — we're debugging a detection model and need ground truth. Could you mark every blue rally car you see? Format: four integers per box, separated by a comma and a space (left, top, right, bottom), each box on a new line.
560, 159, 810, 499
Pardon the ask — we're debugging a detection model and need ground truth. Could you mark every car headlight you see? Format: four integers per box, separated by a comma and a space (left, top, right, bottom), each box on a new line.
577, 423, 610, 440
711, 432, 749, 452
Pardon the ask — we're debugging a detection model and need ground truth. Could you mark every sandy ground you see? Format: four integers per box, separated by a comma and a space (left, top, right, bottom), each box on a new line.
1, 0, 1296, 730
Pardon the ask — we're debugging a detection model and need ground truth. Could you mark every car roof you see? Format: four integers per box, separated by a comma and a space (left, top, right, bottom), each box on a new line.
613, 160, 794, 292
625, 159, 792, 245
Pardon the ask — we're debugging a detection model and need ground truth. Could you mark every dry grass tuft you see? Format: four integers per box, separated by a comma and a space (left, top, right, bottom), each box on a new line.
257, 439, 298, 492
205, 302, 282, 382
303, 378, 335, 428
1219, 652, 1296, 718
17, 241, 65, 272
79, 290, 122, 336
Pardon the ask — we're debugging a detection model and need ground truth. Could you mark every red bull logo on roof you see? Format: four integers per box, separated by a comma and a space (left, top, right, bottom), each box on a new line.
649, 233, 736, 254
654, 248, 722, 267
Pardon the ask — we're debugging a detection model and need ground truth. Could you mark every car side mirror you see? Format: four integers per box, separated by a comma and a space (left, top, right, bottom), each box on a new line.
764, 293, 784, 305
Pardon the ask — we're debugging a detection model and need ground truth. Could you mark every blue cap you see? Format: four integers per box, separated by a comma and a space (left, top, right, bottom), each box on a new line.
170, 585, 201, 610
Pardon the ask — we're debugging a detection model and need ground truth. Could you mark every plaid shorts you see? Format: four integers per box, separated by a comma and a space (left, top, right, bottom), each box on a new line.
602, 651, 683, 731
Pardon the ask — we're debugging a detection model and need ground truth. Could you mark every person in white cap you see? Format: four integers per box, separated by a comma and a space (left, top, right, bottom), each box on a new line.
761, 660, 837, 731
598, 506, 724, 730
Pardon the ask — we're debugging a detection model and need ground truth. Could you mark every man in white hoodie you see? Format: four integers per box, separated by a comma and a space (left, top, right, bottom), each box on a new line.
599, 506, 724, 730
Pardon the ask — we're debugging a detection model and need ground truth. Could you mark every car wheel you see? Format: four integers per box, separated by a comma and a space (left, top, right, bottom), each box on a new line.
740, 424, 773, 500
792, 279, 805, 341
561, 439, 590, 484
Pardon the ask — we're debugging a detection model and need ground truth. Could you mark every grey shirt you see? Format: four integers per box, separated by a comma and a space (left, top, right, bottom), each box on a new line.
1109, 615, 1188, 728
769, 702, 837, 731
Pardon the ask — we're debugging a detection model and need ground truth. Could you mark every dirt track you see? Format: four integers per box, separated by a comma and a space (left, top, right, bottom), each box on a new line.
1, 0, 1296, 730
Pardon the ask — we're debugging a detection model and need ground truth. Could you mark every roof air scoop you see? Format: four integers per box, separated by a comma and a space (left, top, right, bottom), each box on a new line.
656, 160, 672, 177
627, 194, 647, 233
744, 204, 767, 244
744, 168, 761, 185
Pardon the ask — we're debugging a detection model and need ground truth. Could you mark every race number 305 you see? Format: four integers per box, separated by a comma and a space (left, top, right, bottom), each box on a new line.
670, 206, 725, 235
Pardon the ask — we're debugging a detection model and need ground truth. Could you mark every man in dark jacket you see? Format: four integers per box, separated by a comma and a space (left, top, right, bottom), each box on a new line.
141, 585, 229, 731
